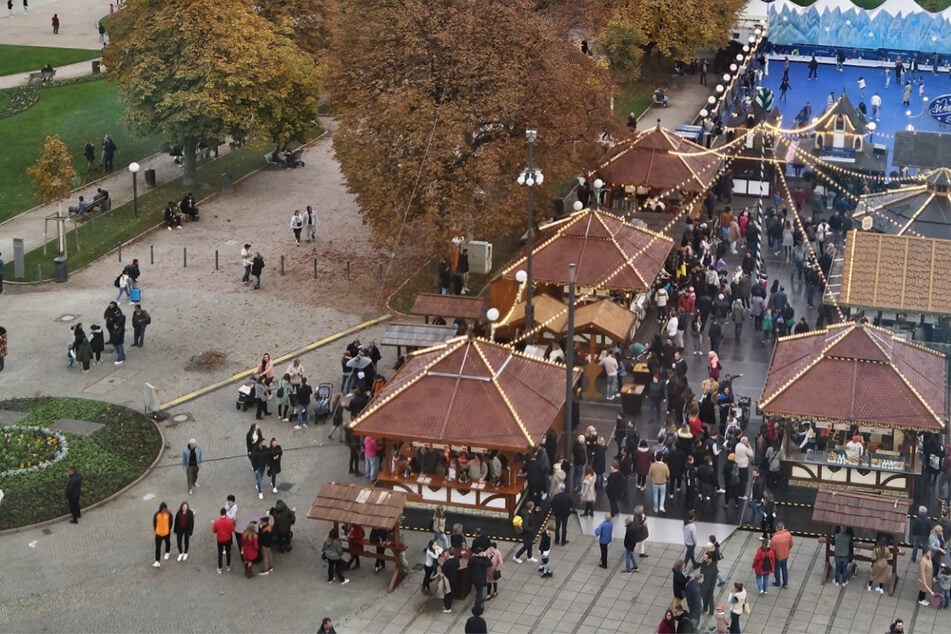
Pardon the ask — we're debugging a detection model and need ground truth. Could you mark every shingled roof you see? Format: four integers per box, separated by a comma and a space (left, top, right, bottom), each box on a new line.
893, 131, 951, 169
349, 337, 579, 451
501, 209, 674, 292
837, 230, 951, 315
759, 323, 946, 431
851, 167, 951, 239
592, 125, 720, 192
812, 488, 907, 536
307, 482, 406, 530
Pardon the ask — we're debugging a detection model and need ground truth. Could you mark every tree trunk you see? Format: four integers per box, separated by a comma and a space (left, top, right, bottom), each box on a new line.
182, 139, 199, 186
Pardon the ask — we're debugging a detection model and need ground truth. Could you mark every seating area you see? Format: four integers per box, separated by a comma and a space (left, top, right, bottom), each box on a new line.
67, 190, 111, 218
27, 68, 56, 84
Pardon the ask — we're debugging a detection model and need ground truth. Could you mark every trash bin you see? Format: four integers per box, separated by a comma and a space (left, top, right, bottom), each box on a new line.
619, 383, 645, 417
91, 60, 101, 74
144, 168, 156, 188
53, 256, 68, 283
669, 73, 680, 89
222, 173, 234, 193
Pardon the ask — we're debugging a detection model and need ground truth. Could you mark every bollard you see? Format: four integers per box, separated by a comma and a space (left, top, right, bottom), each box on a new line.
183, 247, 187, 268
150, 244, 154, 264
280, 255, 285, 276
117, 242, 122, 262
346, 260, 351, 281
215, 250, 219, 271
314, 258, 318, 279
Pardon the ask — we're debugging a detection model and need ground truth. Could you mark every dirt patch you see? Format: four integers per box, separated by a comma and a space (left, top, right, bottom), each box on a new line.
184, 350, 227, 371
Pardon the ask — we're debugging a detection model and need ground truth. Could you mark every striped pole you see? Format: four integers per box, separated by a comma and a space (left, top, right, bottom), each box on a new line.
753, 123, 766, 285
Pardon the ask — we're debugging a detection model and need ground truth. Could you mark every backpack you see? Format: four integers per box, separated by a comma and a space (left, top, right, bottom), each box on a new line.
114, 275, 121, 288
730, 462, 740, 486
761, 553, 772, 572
276, 386, 285, 398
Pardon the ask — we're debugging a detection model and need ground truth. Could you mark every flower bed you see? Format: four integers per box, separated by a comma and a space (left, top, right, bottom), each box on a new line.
0, 397, 162, 530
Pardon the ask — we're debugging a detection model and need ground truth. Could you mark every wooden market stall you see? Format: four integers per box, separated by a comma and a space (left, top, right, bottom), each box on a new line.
495, 293, 568, 341
759, 323, 947, 498
349, 336, 580, 517
410, 293, 488, 326
812, 488, 907, 595
307, 482, 409, 592
380, 322, 459, 359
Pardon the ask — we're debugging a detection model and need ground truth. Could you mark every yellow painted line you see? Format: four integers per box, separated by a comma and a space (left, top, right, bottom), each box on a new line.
159, 314, 392, 410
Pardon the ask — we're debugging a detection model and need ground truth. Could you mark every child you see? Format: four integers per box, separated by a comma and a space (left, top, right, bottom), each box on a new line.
938, 564, 951, 609
714, 604, 729, 633
539, 524, 553, 578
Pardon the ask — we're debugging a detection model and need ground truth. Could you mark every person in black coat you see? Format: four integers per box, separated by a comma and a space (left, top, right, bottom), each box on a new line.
464, 606, 488, 634
605, 463, 626, 518
551, 485, 572, 545
467, 548, 491, 611
439, 550, 459, 613
110, 312, 126, 365
66, 466, 82, 523
173, 501, 195, 560
526, 455, 546, 507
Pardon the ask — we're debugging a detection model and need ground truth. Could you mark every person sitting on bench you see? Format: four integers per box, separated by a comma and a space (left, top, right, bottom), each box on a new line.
653, 89, 668, 107
164, 201, 182, 230
94, 187, 110, 211
180, 192, 199, 220
42, 63, 54, 77
73, 195, 92, 218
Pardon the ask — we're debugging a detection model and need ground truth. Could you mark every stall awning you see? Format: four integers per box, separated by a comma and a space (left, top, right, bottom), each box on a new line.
812, 488, 907, 536
573, 299, 638, 343
307, 482, 406, 530
380, 322, 458, 350
410, 293, 487, 321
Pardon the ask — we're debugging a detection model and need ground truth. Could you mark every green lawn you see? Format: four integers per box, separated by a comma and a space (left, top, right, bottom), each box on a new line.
614, 83, 655, 126
0, 79, 163, 221
0, 44, 101, 76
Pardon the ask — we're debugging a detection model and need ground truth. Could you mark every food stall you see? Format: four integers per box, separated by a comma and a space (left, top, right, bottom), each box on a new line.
306, 482, 409, 592
349, 336, 581, 517
759, 323, 947, 498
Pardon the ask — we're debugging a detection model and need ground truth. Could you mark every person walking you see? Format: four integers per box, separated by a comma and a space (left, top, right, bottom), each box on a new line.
212, 506, 235, 573
917, 549, 934, 605
683, 511, 699, 570
267, 438, 282, 494
422, 539, 442, 594
699, 551, 719, 615
322, 529, 349, 584
752, 537, 776, 595
240, 244, 253, 285
152, 502, 173, 567
240, 522, 259, 578
115, 271, 132, 303
538, 524, 554, 577
295, 376, 313, 428
512, 501, 537, 563
251, 438, 270, 499
437, 549, 458, 613
182, 438, 202, 494
173, 501, 194, 562
770, 522, 793, 588
632, 505, 650, 560
101, 134, 116, 171
65, 466, 82, 523
130, 304, 151, 347
289, 209, 304, 246
648, 452, 670, 514
304, 205, 317, 242
623, 516, 640, 573
868, 537, 890, 593
250, 252, 264, 289
465, 606, 488, 634
594, 513, 613, 569
51, 12, 58, 33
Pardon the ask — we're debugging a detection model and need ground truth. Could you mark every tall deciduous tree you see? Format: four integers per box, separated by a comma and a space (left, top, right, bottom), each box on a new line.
611, 0, 747, 58
102, 0, 321, 185
328, 0, 615, 252
254, 0, 337, 61
28, 135, 76, 255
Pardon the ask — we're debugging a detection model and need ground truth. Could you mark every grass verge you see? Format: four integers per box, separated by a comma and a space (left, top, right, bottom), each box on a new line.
0, 77, 163, 220
0, 44, 101, 76
0, 397, 162, 530
21, 140, 275, 281
614, 82, 655, 125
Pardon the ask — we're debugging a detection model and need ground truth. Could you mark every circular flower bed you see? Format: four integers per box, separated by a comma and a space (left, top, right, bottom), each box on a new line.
0, 425, 68, 476
0, 397, 162, 530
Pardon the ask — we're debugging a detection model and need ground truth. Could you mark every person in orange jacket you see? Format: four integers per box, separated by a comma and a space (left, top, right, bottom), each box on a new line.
770, 521, 794, 588
152, 502, 173, 567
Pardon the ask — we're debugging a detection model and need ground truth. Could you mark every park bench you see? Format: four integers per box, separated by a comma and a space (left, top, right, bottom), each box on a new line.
263, 146, 305, 169
68, 191, 111, 217
27, 68, 56, 84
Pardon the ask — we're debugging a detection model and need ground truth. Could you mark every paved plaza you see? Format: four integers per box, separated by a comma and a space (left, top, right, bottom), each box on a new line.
0, 3, 949, 633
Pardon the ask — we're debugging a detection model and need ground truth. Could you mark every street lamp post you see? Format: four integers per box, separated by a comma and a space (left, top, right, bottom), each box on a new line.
128, 162, 140, 217
564, 262, 577, 485
517, 129, 544, 340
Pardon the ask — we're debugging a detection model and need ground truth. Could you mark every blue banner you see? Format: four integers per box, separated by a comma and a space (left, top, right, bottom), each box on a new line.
929, 95, 951, 125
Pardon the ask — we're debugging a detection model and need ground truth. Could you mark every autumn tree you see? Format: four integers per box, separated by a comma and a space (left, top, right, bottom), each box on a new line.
102, 0, 321, 185
610, 0, 747, 58
329, 0, 615, 252
27, 135, 76, 255
254, 0, 338, 61
598, 18, 646, 79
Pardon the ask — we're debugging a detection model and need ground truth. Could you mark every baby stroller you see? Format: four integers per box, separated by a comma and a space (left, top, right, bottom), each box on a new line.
314, 382, 333, 422
236, 381, 255, 411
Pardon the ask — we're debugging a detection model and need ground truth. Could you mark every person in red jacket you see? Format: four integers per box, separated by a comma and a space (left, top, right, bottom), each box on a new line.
657, 609, 677, 633
240, 522, 259, 578
752, 537, 777, 595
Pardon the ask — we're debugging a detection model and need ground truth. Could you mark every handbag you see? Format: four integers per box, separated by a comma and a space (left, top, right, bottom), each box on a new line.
492, 569, 501, 580
742, 599, 751, 615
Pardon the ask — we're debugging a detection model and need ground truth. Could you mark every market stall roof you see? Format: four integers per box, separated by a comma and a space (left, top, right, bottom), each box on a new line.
851, 167, 951, 240
350, 336, 580, 451
832, 230, 951, 315
410, 293, 488, 321
759, 322, 946, 431
501, 209, 674, 292
380, 322, 459, 350
307, 482, 406, 530
812, 488, 907, 536
498, 294, 567, 334
591, 124, 720, 192
573, 299, 638, 343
